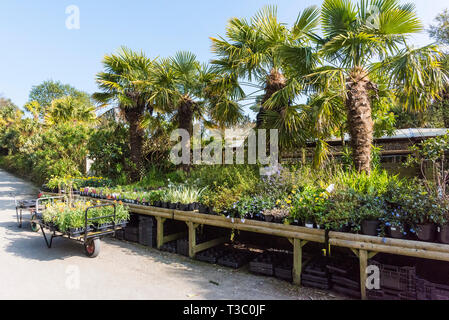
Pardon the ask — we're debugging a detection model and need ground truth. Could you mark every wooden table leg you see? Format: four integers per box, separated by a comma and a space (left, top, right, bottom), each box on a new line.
187, 221, 198, 258
293, 238, 302, 285
156, 217, 166, 249
359, 249, 368, 300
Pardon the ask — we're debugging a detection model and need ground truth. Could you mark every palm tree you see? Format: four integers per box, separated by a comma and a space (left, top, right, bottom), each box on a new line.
273, 0, 448, 173
44, 96, 96, 125
210, 5, 320, 153
150, 52, 205, 137
93, 47, 154, 181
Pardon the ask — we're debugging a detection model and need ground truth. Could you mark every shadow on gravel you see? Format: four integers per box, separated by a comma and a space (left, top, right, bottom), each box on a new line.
1, 221, 86, 261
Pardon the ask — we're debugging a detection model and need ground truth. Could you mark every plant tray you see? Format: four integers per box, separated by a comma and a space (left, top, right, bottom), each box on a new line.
331, 275, 360, 290
196, 246, 227, 264
332, 284, 361, 299
274, 254, 293, 282
160, 240, 178, 253
301, 273, 329, 285
301, 279, 331, 290
249, 252, 278, 276
217, 250, 252, 269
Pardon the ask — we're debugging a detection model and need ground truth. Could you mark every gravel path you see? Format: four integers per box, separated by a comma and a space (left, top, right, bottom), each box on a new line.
0, 169, 343, 300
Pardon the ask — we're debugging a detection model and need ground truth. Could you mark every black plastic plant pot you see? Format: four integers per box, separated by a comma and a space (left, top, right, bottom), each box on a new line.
437, 225, 449, 244
274, 217, 284, 224
264, 215, 274, 223
416, 223, 437, 242
193, 202, 200, 211
387, 226, 406, 239
199, 204, 209, 214
361, 220, 380, 236
169, 202, 177, 209
161, 202, 168, 208
187, 203, 195, 211
304, 221, 315, 229
154, 201, 162, 207
178, 204, 189, 211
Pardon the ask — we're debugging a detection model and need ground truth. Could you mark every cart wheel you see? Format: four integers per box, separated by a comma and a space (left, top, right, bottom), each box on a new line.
84, 238, 100, 258
30, 213, 40, 232
16, 208, 22, 228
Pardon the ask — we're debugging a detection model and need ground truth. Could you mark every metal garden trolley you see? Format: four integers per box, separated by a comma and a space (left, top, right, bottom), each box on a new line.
38, 203, 123, 258
14, 195, 66, 232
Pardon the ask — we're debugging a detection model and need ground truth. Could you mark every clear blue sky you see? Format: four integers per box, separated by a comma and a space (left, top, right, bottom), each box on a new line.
0, 0, 448, 112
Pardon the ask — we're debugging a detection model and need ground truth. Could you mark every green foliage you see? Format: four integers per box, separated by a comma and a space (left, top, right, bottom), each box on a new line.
88, 119, 130, 182
43, 200, 130, 232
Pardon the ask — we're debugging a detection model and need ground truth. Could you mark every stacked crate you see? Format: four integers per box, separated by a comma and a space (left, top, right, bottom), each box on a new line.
196, 246, 227, 264
124, 213, 139, 242
217, 247, 254, 269
416, 277, 449, 300
367, 260, 417, 300
249, 251, 277, 276
327, 257, 361, 299
274, 253, 293, 282
301, 256, 332, 290
138, 215, 156, 247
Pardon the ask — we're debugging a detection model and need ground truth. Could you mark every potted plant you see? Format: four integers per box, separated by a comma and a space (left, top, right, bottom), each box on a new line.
356, 194, 386, 236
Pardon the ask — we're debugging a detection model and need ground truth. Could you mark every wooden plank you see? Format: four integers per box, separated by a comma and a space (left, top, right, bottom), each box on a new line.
163, 231, 187, 243
174, 210, 325, 236
173, 215, 325, 243
293, 238, 302, 286
193, 236, 228, 255
330, 231, 449, 254
330, 238, 449, 262
359, 250, 368, 300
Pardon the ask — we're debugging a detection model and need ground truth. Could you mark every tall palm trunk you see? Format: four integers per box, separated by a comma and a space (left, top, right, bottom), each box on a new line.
441, 87, 449, 128
346, 67, 375, 174
178, 97, 194, 171
125, 106, 145, 181
256, 68, 286, 128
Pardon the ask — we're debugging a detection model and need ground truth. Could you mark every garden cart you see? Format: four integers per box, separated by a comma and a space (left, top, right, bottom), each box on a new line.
38, 203, 122, 258
14, 194, 66, 232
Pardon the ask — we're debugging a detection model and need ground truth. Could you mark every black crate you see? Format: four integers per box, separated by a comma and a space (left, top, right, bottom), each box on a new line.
115, 229, 125, 240
301, 256, 331, 290
217, 248, 253, 269
273, 252, 293, 282
160, 240, 177, 253
177, 238, 189, 256
196, 246, 228, 264
249, 252, 276, 276
370, 260, 416, 292
416, 277, 449, 300
124, 226, 139, 242
331, 275, 360, 290
333, 284, 361, 299
138, 216, 156, 247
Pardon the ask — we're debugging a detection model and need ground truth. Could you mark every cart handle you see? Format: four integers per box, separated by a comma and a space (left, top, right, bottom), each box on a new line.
84, 203, 116, 242
35, 195, 67, 214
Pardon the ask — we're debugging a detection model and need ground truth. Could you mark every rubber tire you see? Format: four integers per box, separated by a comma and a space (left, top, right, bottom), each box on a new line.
30, 213, 40, 232
16, 209, 22, 228
84, 238, 100, 258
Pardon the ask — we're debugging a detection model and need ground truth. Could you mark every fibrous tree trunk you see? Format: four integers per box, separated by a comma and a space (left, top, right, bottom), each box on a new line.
256, 68, 286, 128
346, 67, 375, 174
178, 97, 194, 171
124, 105, 145, 182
